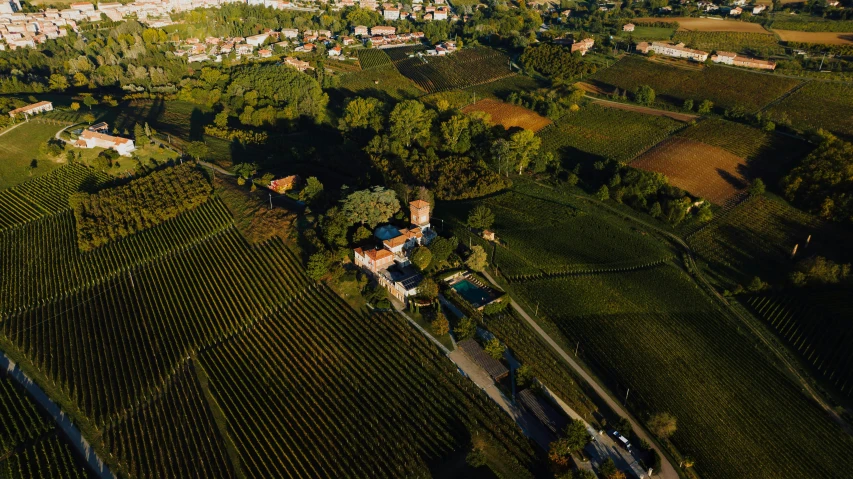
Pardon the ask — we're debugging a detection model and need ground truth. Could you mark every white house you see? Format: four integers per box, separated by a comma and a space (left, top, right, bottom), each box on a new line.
245, 33, 269, 46
383, 7, 399, 20
8, 100, 53, 118
75, 130, 135, 156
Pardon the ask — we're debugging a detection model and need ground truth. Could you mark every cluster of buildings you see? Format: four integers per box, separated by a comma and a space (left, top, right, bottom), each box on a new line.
693, 0, 769, 15
353, 200, 436, 304
636, 41, 776, 70
555, 36, 595, 55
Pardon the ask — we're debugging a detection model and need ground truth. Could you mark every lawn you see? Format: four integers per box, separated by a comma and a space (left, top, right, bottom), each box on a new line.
0, 121, 65, 189
337, 65, 424, 100
625, 25, 676, 41
591, 56, 802, 112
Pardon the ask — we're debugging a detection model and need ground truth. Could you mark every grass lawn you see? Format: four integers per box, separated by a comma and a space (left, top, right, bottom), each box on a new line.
0, 121, 65, 189
625, 26, 676, 40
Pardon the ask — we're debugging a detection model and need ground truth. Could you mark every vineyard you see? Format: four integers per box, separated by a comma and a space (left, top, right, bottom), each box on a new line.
767, 81, 853, 138
592, 56, 802, 112
440, 187, 675, 279
539, 102, 682, 164
394, 48, 514, 93
356, 49, 392, 70
461, 98, 552, 132
197, 284, 540, 478
769, 19, 853, 32
671, 31, 784, 56
630, 137, 749, 205
687, 196, 849, 287
509, 265, 853, 479
0, 374, 88, 478
745, 289, 853, 397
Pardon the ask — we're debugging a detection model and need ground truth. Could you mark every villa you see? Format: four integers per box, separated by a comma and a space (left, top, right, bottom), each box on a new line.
75, 130, 135, 156
8, 100, 52, 118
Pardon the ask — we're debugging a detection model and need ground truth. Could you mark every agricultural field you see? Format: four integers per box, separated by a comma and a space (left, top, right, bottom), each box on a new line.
774, 30, 853, 45
439, 185, 675, 279
509, 265, 853, 479
687, 195, 851, 287
624, 25, 676, 41
630, 137, 749, 205
671, 31, 784, 56
0, 374, 89, 478
634, 16, 770, 33
337, 65, 424, 100
769, 19, 853, 32
394, 48, 514, 93
745, 289, 853, 397
462, 98, 552, 132
356, 48, 392, 69
0, 120, 65, 189
591, 56, 802, 112
766, 81, 853, 138
0, 164, 542, 478
675, 118, 813, 183
539, 102, 683, 164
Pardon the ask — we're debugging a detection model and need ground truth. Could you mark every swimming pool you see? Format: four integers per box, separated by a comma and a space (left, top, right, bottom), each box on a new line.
451, 279, 494, 308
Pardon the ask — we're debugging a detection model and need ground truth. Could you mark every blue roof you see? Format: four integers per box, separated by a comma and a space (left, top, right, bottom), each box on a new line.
374, 224, 401, 241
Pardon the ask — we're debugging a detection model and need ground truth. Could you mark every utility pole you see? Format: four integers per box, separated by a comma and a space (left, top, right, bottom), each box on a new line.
624, 388, 630, 406
575, 341, 579, 355
269, 193, 273, 210
535, 301, 539, 316
819, 52, 826, 71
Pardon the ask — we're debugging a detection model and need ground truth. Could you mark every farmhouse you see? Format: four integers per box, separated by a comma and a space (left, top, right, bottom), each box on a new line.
268, 175, 300, 193
353, 25, 368, 36
711, 51, 776, 70
75, 130, 135, 156
8, 100, 52, 118
570, 37, 594, 55
371, 25, 395, 36
623, 23, 635, 32
637, 41, 708, 62
353, 200, 436, 304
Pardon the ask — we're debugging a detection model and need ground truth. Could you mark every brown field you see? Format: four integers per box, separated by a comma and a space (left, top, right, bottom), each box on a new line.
634, 17, 769, 33
462, 99, 552, 132
630, 138, 749, 205
773, 30, 853, 45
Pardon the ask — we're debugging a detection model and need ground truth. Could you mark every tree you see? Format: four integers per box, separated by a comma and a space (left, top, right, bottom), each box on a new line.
419, 277, 439, 300
339, 97, 384, 132
649, 202, 663, 218
648, 412, 677, 439
747, 276, 766, 292
634, 85, 655, 106
682, 99, 694, 112
133, 123, 149, 146
428, 236, 458, 267
233, 162, 258, 180
82, 95, 98, 111
299, 176, 324, 204
341, 187, 401, 228
484, 338, 505, 360
82, 113, 95, 125
454, 317, 477, 340
440, 114, 471, 153
515, 364, 533, 389
320, 207, 350, 248
749, 178, 766, 197
70, 102, 80, 112
409, 246, 431, 271
598, 458, 619, 478
307, 251, 331, 280
214, 110, 229, 128
48, 74, 69, 91
389, 100, 435, 147
596, 185, 610, 201
466, 245, 488, 272
467, 205, 495, 230
186, 141, 209, 161
548, 421, 590, 467
432, 311, 450, 336
352, 226, 372, 243
508, 129, 542, 174
698, 99, 713, 114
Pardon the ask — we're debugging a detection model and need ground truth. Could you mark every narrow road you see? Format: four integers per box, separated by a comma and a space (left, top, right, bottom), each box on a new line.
506, 299, 678, 479
0, 121, 25, 138
587, 96, 699, 122
1, 351, 114, 479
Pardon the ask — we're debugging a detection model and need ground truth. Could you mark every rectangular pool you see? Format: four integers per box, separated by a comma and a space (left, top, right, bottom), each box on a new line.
451, 279, 494, 308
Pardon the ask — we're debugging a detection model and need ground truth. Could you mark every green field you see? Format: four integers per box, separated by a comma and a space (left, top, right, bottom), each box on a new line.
357, 48, 393, 69
510, 265, 853, 479
394, 48, 515, 94
745, 289, 853, 397
767, 81, 853, 139
539, 102, 683, 164
625, 25, 676, 41
0, 373, 88, 478
440, 187, 675, 278
672, 31, 784, 56
0, 121, 65, 190
592, 56, 802, 112
337, 65, 425, 99
688, 195, 850, 287
0, 164, 542, 478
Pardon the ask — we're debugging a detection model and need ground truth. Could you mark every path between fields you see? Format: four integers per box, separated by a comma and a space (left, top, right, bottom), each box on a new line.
586, 97, 699, 122
0, 121, 25, 138
0, 351, 115, 479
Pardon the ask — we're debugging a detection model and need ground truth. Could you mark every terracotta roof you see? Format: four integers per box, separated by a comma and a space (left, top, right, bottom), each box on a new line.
383, 236, 407, 248
358, 248, 393, 261
410, 200, 429, 209
80, 129, 131, 145
9, 101, 52, 115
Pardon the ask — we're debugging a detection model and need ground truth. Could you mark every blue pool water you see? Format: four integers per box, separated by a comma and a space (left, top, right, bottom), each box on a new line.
451, 279, 494, 307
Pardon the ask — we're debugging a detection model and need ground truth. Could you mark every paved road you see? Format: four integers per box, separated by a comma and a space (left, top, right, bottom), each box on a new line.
1, 351, 114, 479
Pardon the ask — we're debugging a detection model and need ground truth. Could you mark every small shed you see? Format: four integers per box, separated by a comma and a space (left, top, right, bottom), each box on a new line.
268, 175, 300, 194
482, 230, 496, 242
457, 339, 509, 381
518, 389, 569, 434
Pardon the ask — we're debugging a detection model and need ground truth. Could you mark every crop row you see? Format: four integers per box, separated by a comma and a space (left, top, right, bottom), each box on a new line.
103, 364, 235, 478
0, 434, 87, 479
767, 81, 853, 138
746, 292, 853, 397
357, 49, 393, 70
512, 267, 853, 479
0, 198, 233, 313
395, 48, 514, 93
671, 31, 785, 56
0, 375, 52, 456
1, 228, 309, 421
199, 285, 538, 479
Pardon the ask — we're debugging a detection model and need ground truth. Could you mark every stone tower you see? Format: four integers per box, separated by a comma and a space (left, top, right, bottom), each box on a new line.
409, 200, 430, 229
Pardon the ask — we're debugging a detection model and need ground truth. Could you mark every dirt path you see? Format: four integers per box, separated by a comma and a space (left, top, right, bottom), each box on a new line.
0, 121, 25, 138
588, 97, 699, 122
